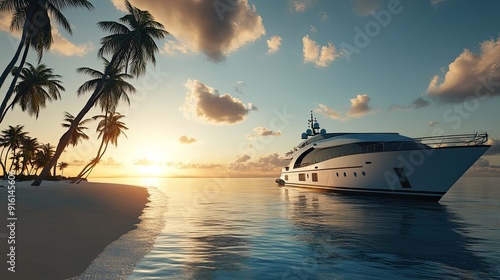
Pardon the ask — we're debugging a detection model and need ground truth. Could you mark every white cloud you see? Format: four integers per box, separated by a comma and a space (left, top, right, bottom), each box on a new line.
302, 35, 342, 67
267, 35, 282, 54
50, 27, 93, 57
162, 40, 194, 56
127, 0, 265, 62
178, 135, 197, 144
111, 0, 128, 12
315, 95, 376, 120
289, 0, 315, 12
426, 36, 500, 102
182, 79, 252, 124
346, 94, 374, 119
315, 103, 341, 120
245, 127, 282, 140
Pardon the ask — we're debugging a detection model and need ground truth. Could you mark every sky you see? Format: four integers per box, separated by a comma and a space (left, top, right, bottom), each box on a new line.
1, 0, 500, 178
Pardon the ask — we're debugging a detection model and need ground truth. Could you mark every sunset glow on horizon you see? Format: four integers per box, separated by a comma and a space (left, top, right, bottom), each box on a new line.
1, 0, 499, 179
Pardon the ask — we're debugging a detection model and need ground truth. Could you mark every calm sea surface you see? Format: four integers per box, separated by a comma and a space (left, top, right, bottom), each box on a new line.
92, 177, 500, 280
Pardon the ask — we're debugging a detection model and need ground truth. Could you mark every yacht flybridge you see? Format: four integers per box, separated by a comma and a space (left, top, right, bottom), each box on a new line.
276, 113, 490, 201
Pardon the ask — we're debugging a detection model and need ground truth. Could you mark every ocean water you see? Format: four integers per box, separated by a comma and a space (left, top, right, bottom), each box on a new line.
92, 177, 500, 280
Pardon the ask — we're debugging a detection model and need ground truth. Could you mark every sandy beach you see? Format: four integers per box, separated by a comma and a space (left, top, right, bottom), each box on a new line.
0, 180, 149, 280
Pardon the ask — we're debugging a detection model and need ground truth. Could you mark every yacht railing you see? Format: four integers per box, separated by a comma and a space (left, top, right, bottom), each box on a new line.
294, 132, 488, 168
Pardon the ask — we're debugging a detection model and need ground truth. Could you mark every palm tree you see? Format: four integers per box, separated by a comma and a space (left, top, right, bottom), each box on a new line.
57, 161, 68, 176
33, 1, 169, 186
76, 58, 136, 114
0, 0, 93, 120
32, 143, 55, 175
61, 112, 92, 147
19, 136, 39, 175
0, 125, 28, 174
0, 63, 64, 122
74, 112, 128, 180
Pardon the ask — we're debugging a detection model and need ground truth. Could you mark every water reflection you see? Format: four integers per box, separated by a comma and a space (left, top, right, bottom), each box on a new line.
182, 219, 250, 279
281, 187, 493, 279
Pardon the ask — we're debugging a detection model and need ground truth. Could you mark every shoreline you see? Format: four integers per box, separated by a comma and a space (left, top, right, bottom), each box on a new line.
0, 180, 149, 280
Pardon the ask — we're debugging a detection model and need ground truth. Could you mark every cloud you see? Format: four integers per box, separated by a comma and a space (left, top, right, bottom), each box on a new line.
70, 159, 86, 166
426, 36, 500, 102
179, 135, 197, 144
235, 154, 251, 163
315, 95, 375, 120
101, 157, 123, 167
134, 158, 156, 166
319, 11, 328, 22
127, 0, 265, 62
428, 121, 440, 127
182, 79, 252, 124
467, 158, 500, 176
229, 153, 288, 175
485, 138, 500, 155
352, 0, 382, 16
315, 103, 341, 120
346, 94, 374, 119
389, 96, 431, 111
248, 103, 259, 111
267, 35, 282, 54
111, 0, 128, 12
302, 35, 342, 67
50, 27, 93, 56
0, 12, 92, 57
162, 40, 194, 56
289, 0, 315, 12
245, 127, 282, 140
233, 81, 247, 94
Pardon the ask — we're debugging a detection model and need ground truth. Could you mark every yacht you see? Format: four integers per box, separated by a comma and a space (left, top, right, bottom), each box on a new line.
276, 113, 490, 201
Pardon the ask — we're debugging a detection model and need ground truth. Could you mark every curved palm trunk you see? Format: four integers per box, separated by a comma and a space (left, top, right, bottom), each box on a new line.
0, 26, 28, 92
81, 141, 109, 181
0, 5, 35, 115
0, 44, 30, 123
32, 53, 122, 186
72, 136, 106, 182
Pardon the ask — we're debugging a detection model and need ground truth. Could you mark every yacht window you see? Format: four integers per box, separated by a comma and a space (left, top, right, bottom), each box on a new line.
354, 172, 357, 177
285, 175, 288, 181
336, 172, 339, 177
362, 171, 366, 176
312, 173, 318, 182
343, 172, 346, 177
299, 173, 306, 181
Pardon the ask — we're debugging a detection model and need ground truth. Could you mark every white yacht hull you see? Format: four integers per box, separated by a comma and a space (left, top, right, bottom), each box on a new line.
279, 146, 489, 201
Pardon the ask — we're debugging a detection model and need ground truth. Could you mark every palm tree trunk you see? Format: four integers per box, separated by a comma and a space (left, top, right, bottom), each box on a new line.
82, 141, 109, 179
0, 5, 35, 113
0, 24, 28, 92
32, 53, 122, 186
3, 147, 11, 173
0, 44, 30, 123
